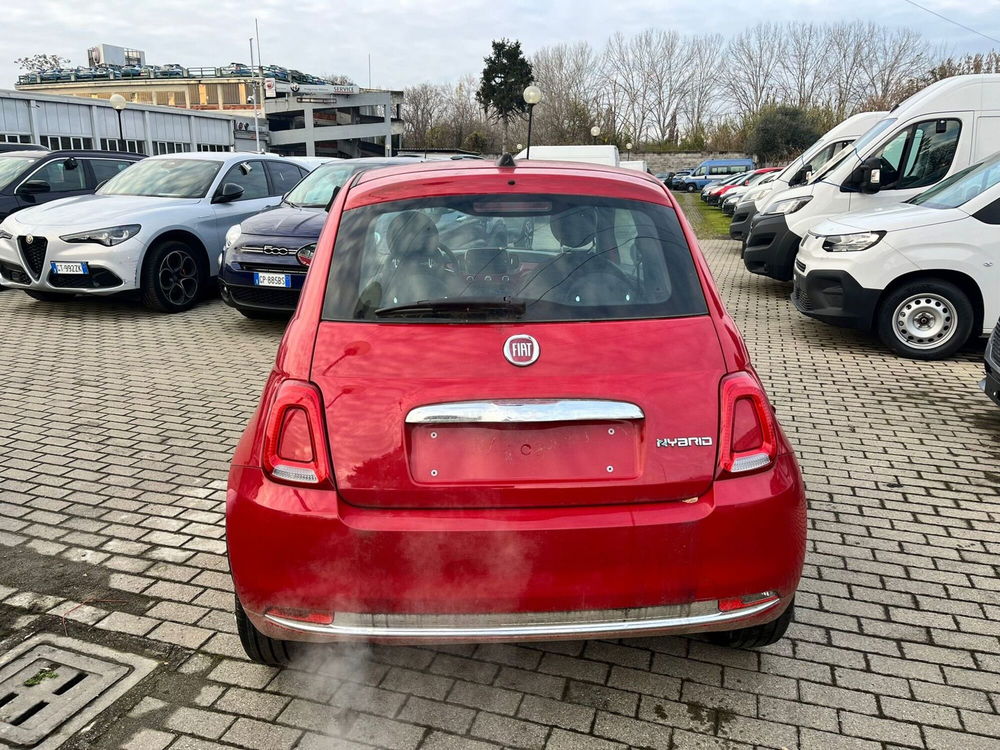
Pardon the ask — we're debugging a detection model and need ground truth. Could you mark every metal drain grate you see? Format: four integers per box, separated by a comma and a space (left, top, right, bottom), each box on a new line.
0, 635, 157, 749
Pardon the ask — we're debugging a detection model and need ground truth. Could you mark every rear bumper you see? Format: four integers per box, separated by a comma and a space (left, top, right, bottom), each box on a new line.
227, 454, 806, 644
792, 268, 880, 330
743, 214, 800, 281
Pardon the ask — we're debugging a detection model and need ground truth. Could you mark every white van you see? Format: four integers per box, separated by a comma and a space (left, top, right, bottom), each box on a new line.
744, 75, 1000, 280
619, 159, 649, 172
793, 150, 1000, 359
729, 111, 886, 240
514, 145, 619, 167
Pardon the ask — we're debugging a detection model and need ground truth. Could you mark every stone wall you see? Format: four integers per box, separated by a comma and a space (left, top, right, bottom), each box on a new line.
628, 152, 749, 173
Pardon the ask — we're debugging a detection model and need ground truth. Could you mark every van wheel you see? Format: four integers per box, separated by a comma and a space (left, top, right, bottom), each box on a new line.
24, 291, 71, 302
707, 601, 794, 648
685, 184, 697, 193
235, 597, 297, 666
140, 240, 204, 313
877, 280, 973, 360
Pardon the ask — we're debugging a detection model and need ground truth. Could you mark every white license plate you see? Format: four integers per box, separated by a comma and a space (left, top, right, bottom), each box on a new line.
51, 261, 89, 275
254, 272, 290, 288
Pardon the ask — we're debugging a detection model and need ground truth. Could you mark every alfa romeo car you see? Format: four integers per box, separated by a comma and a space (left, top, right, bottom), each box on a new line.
0, 152, 309, 312
226, 157, 807, 665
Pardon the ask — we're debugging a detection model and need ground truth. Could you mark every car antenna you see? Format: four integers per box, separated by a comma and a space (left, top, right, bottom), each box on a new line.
496, 153, 516, 167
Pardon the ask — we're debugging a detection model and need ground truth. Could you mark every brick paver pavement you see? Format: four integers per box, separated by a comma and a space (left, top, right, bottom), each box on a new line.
0, 225, 997, 750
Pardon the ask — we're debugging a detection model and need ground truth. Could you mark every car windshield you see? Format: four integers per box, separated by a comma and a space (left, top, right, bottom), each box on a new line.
0, 155, 43, 189
323, 193, 708, 323
909, 151, 1000, 209
285, 163, 388, 208
98, 158, 222, 198
810, 118, 897, 184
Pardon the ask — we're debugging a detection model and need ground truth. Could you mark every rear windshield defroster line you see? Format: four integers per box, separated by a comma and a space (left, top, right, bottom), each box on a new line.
321, 193, 709, 324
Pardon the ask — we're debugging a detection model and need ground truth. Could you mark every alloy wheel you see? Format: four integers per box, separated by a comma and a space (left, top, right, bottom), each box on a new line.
158, 249, 199, 307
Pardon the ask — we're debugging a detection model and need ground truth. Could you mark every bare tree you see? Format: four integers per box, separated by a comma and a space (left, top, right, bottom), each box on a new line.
402, 83, 444, 148
679, 35, 724, 145
644, 30, 690, 145
777, 23, 834, 110
825, 21, 871, 117
530, 42, 601, 145
856, 24, 931, 109
723, 24, 783, 123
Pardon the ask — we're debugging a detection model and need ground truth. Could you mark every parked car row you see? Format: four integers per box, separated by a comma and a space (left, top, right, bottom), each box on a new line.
695, 74, 1000, 408
0, 152, 314, 311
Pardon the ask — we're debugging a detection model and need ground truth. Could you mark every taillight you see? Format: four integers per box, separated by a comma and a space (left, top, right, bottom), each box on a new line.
261, 379, 331, 485
718, 372, 778, 477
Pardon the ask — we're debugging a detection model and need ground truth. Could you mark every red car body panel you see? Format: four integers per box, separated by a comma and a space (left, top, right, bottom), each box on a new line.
227, 160, 807, 644
709, 167, 782, 198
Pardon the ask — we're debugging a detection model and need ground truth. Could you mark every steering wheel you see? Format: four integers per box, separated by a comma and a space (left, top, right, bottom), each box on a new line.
436, 243, 460, 268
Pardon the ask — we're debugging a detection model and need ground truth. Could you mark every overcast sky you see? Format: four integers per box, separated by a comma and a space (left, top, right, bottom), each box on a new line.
3, 0, 1000, 91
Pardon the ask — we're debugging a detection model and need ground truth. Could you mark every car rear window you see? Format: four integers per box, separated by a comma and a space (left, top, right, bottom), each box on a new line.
322, 193, 708, 323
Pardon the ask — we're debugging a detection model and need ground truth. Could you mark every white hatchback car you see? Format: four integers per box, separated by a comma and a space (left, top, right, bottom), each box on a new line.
793, 151, 1000, 359
0, 152, 311, 312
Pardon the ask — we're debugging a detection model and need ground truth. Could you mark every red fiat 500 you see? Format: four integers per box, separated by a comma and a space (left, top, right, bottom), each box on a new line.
227, 158, 807, 665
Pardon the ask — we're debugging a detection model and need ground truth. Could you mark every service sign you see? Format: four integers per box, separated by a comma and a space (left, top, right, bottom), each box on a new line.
264, 78, 276, 98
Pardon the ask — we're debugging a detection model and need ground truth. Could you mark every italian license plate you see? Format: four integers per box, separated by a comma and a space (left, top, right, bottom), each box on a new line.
254, 272, 290, 288
51, 261, 89, 275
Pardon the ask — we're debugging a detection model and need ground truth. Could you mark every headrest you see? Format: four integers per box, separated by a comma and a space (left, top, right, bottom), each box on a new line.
550, 207, 597, 249
387, 211, 439, 259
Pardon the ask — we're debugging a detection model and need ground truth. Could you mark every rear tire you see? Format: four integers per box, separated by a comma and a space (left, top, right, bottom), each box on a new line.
235, 596, 297, 666
707, 602, 794, 648
140, 240, 205, 313
686, 184, 696, 193
876, 280, 973, 360
24, 291, 72, 302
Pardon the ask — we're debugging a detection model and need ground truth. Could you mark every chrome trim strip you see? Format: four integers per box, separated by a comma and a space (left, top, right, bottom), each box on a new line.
263, 598, 780, 639
405, 399, 644, 425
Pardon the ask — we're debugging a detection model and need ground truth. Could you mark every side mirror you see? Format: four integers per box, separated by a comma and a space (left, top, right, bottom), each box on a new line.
324, 185, 342, 212
858, 157, 883, 194
213, 182, 245, 203
788, 167, 808, 187
17, 180, 51, 195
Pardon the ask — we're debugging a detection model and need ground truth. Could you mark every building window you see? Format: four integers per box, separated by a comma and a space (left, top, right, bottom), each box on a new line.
40, 135, 94, 150
196, 144, 229, 152
152, 141, 191, 155
1, 134, 31, 144
100, 138, 147, 154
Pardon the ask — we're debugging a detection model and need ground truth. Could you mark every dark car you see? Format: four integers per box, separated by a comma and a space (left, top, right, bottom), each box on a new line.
220, 157, 436, 318
983, 320, 1000, 407
670, 169, 693, 190
0, 149, 144, 224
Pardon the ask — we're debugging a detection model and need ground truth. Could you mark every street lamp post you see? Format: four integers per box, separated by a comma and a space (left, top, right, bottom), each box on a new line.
522, 85, 542, 159
626, 141, 633, 159
109, 94, 127, 147
590, 125, 601, 145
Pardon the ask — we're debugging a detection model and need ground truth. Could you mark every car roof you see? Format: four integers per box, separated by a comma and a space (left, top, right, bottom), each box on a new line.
144, 151, 288, 163
344, 159, 667, 209
0, 149, 142, 159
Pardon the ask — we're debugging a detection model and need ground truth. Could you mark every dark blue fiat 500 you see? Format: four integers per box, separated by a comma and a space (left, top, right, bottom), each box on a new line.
219, 157, 429, 318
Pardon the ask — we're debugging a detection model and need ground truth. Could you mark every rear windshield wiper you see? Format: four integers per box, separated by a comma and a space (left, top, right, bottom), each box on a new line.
374, 297, 527, 319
